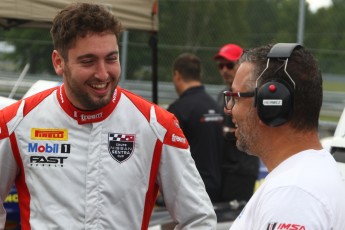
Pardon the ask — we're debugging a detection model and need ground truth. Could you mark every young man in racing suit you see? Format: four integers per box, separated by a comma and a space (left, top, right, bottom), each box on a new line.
0, 3, 216, 229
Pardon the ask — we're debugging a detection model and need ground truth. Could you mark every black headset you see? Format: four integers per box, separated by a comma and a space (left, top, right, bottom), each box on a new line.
255, 43, 301, 127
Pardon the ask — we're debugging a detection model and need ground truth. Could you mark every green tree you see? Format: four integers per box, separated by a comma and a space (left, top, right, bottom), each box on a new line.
1, 0, 345, 81
305, 1, 345, 74
2, 28, 54, 74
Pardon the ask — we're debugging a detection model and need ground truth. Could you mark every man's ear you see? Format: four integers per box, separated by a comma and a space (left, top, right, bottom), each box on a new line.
52, 50, 64, 76
174, 70, 182, 82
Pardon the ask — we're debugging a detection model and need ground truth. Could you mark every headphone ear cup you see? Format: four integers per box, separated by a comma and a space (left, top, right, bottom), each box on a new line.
256, 81, 293, 127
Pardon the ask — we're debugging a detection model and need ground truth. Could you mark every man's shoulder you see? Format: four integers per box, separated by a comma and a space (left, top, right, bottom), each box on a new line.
121, 88, 175, 121
121, 88, 154, 107
121, 89, 189, 148
167, 97, 184, 113
0, 88, 57, 138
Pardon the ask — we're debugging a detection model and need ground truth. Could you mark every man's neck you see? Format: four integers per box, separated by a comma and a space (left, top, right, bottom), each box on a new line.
258, 127, 323, 172
179, 81, 202, 95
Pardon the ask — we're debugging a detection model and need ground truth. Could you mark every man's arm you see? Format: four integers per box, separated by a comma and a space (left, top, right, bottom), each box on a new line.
155, 109, 216, 229
158, 144, 217, 229
0, 126, 19, 229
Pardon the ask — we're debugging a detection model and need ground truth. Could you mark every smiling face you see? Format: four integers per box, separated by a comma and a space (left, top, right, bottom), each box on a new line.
52, 32, 121, 110
228, 62, 261, 155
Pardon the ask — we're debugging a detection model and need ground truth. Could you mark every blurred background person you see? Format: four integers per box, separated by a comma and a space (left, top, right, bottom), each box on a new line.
214, 44, 260, 202
168, 53, 223, 203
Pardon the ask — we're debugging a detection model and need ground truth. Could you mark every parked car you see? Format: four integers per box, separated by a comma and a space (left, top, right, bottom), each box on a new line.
321, 107, 345, 176
0, 96, 17, 109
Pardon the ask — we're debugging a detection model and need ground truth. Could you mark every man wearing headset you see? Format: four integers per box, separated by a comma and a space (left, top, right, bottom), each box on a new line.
226, 43, 345, 229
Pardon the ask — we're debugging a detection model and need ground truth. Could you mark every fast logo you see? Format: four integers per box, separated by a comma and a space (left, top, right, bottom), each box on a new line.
30, 156, 68, 166
28, 143, 71, 167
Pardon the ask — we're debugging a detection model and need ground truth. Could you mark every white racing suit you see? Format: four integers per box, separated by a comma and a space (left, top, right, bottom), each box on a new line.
0, 85, 216, 229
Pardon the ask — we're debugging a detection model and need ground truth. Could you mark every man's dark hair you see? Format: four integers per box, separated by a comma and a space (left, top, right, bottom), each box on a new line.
240, 44, 323, 131
50, 3, 122, 60
173, 53, 202, 82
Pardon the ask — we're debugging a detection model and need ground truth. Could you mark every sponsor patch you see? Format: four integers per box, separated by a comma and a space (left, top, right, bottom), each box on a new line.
28, 143, 71, 154
80, 112, 103, 122
171, 134, 186, 144
29, 156, 68, 167
31, 128, 68, 141
108, 133, 135, 163
200, 113, 224, 123
27, 142, 71, 167
266, 223, 306, 230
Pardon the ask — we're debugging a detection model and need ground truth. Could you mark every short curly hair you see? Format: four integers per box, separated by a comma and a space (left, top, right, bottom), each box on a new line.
50, 3, 122, 60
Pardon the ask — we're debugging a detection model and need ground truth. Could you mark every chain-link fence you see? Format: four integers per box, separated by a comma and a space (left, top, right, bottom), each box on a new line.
154, 0, 345, 84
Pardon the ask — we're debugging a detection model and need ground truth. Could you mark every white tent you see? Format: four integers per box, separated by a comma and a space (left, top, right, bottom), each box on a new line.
0, 0, 158, 31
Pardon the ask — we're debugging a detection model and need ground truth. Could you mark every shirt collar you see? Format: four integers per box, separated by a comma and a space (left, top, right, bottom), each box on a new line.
57, 84, 121, 124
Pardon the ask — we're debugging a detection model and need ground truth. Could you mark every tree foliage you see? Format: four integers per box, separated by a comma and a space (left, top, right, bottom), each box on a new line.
1, 0, 345, 83
1, 28, 54, 74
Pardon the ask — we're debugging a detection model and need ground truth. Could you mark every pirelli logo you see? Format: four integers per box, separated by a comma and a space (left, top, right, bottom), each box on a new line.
31, 128, 68, 141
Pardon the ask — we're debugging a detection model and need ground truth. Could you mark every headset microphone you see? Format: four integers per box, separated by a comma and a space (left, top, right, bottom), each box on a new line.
255, 43, 301, 127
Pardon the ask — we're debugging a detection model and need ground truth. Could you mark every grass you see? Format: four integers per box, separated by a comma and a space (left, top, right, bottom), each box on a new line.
323, 81, 345, 92
321, 80, 345, 122
320, 115, 341, 123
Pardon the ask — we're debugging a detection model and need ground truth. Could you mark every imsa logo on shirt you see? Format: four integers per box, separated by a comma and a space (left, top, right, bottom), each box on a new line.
108, 133, 135, 163
267, 223, 306, 230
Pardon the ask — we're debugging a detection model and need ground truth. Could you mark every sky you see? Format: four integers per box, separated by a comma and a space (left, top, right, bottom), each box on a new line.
306, 0, 332, 12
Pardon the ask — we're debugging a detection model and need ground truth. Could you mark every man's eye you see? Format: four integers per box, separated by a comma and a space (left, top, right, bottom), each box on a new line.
107, 56, 118, 62
81, 59, 94, 64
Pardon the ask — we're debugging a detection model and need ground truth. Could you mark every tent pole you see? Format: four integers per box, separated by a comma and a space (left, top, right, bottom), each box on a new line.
149, 31, 158, 104
9, 63, 30, 99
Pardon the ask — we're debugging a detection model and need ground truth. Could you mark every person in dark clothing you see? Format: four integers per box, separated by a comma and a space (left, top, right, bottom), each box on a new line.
214, 44, 260, 202
168, 53, 223, 202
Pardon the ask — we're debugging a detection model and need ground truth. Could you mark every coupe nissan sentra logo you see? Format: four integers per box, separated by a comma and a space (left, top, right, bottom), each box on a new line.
108, 133, 135, 163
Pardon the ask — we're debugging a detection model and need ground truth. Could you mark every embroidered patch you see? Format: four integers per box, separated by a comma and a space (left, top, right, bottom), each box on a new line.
108, 133, 135, 163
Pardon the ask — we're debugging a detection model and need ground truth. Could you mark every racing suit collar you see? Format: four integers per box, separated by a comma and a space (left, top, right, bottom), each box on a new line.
57, 84, 121, 124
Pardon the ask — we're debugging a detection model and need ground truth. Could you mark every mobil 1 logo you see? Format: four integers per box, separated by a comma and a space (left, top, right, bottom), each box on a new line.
28, 142, 71, 167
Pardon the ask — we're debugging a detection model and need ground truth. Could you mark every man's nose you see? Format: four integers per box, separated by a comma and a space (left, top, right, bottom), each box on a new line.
95, 62, 109, 80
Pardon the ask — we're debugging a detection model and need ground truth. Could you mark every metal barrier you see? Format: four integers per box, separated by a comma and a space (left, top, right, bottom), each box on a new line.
0, 74, 342, 137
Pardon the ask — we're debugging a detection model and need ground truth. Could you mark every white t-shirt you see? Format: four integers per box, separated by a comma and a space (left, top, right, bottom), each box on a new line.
230, 149, 345, 230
